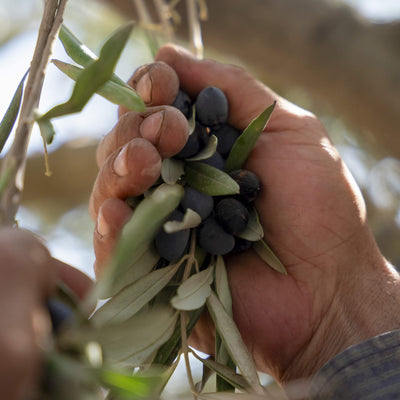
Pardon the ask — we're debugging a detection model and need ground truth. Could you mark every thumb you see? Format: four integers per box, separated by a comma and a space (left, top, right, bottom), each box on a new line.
155, 44, 296, 131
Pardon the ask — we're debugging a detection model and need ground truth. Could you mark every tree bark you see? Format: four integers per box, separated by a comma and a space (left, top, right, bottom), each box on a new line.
106, 0, 400, 158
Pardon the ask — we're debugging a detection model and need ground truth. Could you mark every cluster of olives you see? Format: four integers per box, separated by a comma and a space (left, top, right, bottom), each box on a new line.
154, 87, 262, 262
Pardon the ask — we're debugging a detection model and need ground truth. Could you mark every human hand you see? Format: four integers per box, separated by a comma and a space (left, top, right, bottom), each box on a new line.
0, 228, 92, 400
90, 44, 400, 387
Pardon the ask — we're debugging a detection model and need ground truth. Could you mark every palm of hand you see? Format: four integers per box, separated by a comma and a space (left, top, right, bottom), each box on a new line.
194, 115, 368, 381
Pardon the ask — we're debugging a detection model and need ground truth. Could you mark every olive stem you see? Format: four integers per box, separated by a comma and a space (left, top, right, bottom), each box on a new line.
180, 310, 198, 399
0, 0, 68, 224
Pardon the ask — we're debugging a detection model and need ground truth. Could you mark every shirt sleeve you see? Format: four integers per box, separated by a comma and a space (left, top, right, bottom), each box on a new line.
308, 330, 400, 399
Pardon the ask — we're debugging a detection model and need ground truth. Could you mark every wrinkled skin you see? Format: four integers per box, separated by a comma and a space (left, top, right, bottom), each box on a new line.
0, 228, 92, 400
90, 44, 400, 392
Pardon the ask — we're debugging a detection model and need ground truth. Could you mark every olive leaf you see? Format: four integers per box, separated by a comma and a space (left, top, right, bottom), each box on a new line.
191, 351, 249, 391
206, 291, 264, 394
100, 368, 163, 399
236, 207, 264, 242
186, 135, 218, 161
59, 24, 130, 88
0, 70, 28, 153
184, 162, 240, 196
52, 60, 145, 112
224, 102, 276, 172
161, 158, 184, 184
62, 307, 178, 367
215, 256, 232, 316
101, 243, 160, 299
39, 23, 141, 122
253, 239, 287, 274
36, 115, 56, 145
215, 256, 237, 392
91, 183, 184, 302
153, 307, 204, 366
188, 105, 196, 135
164, 208, 202, 233
171, 265, 214, 310
199, 393, 268, 400
91, 262, 181, 326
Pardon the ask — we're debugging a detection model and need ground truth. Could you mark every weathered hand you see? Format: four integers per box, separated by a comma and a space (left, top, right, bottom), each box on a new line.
0, 228, 92, 400
90, 44, 400, 387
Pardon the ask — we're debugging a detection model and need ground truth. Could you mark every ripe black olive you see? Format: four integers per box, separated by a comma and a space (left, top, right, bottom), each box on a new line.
47, 299, 74, 334
200, 151, 225, 170
195, 87, 228, 126
232, 237, 253, 254
229, 169, 262, 203
181, 186, 214, 220
197, 217, 235, 255
215, 198, 249, 234
210, 123, 240, 157
175, 122, 208, 159
155, 210, 190, 262
172, 89, 193, 119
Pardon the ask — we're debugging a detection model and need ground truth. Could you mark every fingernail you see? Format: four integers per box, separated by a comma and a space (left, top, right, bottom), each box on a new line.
113, 145, 129, 177
139, 111, 164, 144
97, 208, 109, 237
136, 72, 152, 104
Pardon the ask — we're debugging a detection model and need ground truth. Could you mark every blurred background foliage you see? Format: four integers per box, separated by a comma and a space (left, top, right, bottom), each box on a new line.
0, 0, 399, 397
1, 0, 400, 276
0, 0, 399, 297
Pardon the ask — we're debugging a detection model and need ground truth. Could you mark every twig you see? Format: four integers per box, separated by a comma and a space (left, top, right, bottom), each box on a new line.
186, 0, 204, 59
132, 0, 154, 25
180, 310, 198, 399
0, 0, 69, 225
153, 0, 175, 41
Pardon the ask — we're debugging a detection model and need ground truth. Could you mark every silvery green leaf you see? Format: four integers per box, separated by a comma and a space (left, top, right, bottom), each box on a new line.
164, 208, 202, 233
236, 207, 264, 242
0, 70, 28, 153
253, 240, 287, 274
215, 256, 232, 316
36, 115, 56, 145
192, 352, 248, 391
224, 102, 276, 172
199, 393, 268, 400
171, 265, 214, 310
206, 291, 264, 394
184, 162, 240, 196
100, 367, 163, 398
161, 158, 184, 184
40, 23, 140, 121
102, 243, 160, 298
52, 60, 145, 112
186, 135, 218, 161
59, 24, 129, 89
91, 263, 180, 325
92, 184, 184, 302
63, 307, 178, 367
153, 307, 204, 365
188, 105, 196, 134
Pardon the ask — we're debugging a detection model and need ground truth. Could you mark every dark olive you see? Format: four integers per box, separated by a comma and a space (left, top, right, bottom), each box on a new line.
197, 217, 235, 255
229, 169, 262, 203
155, 210, 190, 262
215, 198, 249, 234
195, 87, 228, 126
181, 186, 214, 220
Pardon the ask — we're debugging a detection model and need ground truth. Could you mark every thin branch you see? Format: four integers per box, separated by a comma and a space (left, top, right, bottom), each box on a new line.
153, 0, 175, 41
132, 0, 154, 25
180, 310, 198, 399
0, 0, 69, 225
186, 0, 204, 59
